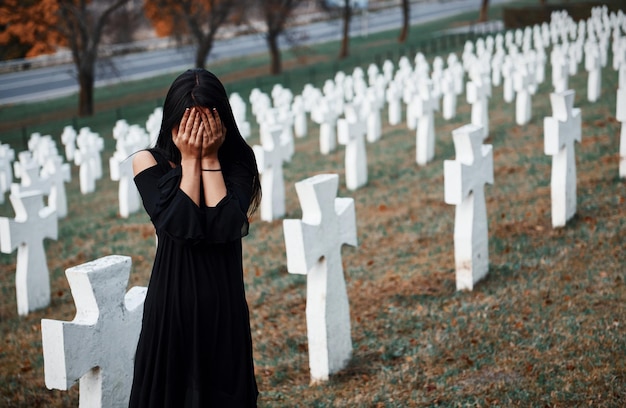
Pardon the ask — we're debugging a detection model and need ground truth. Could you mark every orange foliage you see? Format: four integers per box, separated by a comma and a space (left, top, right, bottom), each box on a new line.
0, 0, 66, 58
144, 0, 215, 37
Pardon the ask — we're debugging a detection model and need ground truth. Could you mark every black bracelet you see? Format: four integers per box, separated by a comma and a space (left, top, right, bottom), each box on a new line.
202, 168, 222, 172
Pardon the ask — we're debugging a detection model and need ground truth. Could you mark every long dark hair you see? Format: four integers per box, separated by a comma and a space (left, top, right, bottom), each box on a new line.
153, 68, 261, 214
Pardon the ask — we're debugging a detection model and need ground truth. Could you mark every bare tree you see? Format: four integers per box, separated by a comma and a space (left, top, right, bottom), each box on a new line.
398, 0, 410, 43
57, 0, 132, 116
262, 0, 302, 75
478, 0, 489, 23
144, 0, 236, 69
338, 0, 352, 59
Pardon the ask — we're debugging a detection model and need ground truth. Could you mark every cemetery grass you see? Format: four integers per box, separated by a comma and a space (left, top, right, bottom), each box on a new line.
0, 13, 625, 408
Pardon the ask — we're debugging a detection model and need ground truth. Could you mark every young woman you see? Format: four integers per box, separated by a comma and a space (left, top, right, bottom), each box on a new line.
129, 68, 261, 407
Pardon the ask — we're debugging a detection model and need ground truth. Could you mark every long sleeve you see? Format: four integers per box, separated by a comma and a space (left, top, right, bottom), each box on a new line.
134, 159, 252, 244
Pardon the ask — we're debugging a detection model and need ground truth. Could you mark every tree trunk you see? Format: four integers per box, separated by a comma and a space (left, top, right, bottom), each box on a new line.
195, 38, 213, 69
78, 67, 95, 117
478, 0, 489, 22
339, 1, 351, 59
398, 0, 410, 43
267, 31, 281, 75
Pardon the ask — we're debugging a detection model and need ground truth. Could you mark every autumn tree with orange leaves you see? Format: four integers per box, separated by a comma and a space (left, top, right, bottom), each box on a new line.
144, 0, 237, 69
0, 0, 133, 116
0, 0, 66, 59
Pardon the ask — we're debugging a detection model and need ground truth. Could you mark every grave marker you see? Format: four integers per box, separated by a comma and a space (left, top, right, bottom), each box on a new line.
253, 124, 286, 222
283, 174, 357, 384
466, 69, 491, 140
0, 190, 57, 315
41, 255, 147, 407
444, 124, 494, 291
337, 105, 368, 190
414, 81, 438, 165
544, 90, 582, 228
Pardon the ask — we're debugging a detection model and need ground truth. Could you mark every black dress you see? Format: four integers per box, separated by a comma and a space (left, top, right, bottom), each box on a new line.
129, 150, 258, 407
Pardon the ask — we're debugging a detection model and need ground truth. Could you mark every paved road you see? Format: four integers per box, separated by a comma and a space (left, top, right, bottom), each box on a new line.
0, 0, 510, 105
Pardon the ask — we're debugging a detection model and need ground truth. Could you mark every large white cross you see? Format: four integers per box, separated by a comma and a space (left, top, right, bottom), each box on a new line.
0, 190, 57, 315
444, 124, 494, 291
337, 104, 368, 191
414, 80, 438, 166
544, 89, 582, 228
253, 123, 286, 222
283, 174, 357, 384
41, 255, 147, 407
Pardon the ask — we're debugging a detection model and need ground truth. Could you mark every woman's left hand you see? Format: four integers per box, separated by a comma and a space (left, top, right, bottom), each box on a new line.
199, 107, 226, 160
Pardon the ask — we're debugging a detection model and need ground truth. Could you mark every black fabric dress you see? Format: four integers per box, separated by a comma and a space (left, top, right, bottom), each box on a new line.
129, 150, 258, 407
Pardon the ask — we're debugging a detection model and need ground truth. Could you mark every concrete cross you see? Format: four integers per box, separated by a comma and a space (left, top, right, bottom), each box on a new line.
13, 151, 50, 197
41, 155, 71, 219
544, 90, 582, 228
444, 124, 494, 291
585, 41, 602, 102
41, 255, 147, 407
466, 69, 492, 140
253, 123, 286, 222
617, 70, 626, 178
513, 64, 533, 126
0, 190, 57, 315
61, 126, 77, 162
414, 80, 438, 166
311, 97, 342, 155
337, 104, 368, 191
283, 174, 357, 384
0, 143, 15, 203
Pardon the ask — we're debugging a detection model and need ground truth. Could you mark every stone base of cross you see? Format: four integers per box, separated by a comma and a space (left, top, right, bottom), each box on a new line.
41, 255, 147, 407
283, 174, 357, 384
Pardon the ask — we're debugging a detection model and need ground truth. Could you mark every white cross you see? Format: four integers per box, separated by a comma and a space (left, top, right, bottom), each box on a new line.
41, 155, 71, 219
253, 123, 286, 222
13, 151, 50, 197
551, 46, 569, 93
414, 81, 438, 165
61, 126, 77, 162
0, 143, 15, 202
0, 190, 57, 315
41, 255, 147, 407
110, 153, 140, 218
283, 174, 357, 384
617, 76, 626, 178
466, 70, 492, 140
444, 124, 494, 291
513, 64, 533, 126
337, 104, 368, 191
585, 41, 602, 102
544, 89, 582, 228
311, 98, 341, 155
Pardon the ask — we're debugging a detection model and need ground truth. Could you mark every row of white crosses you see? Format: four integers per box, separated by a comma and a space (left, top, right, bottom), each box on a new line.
0, 108, 159, 317
0, 133, 68, 316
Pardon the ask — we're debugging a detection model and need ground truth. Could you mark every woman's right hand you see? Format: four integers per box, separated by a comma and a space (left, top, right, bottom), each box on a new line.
172, 107, 203, 160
